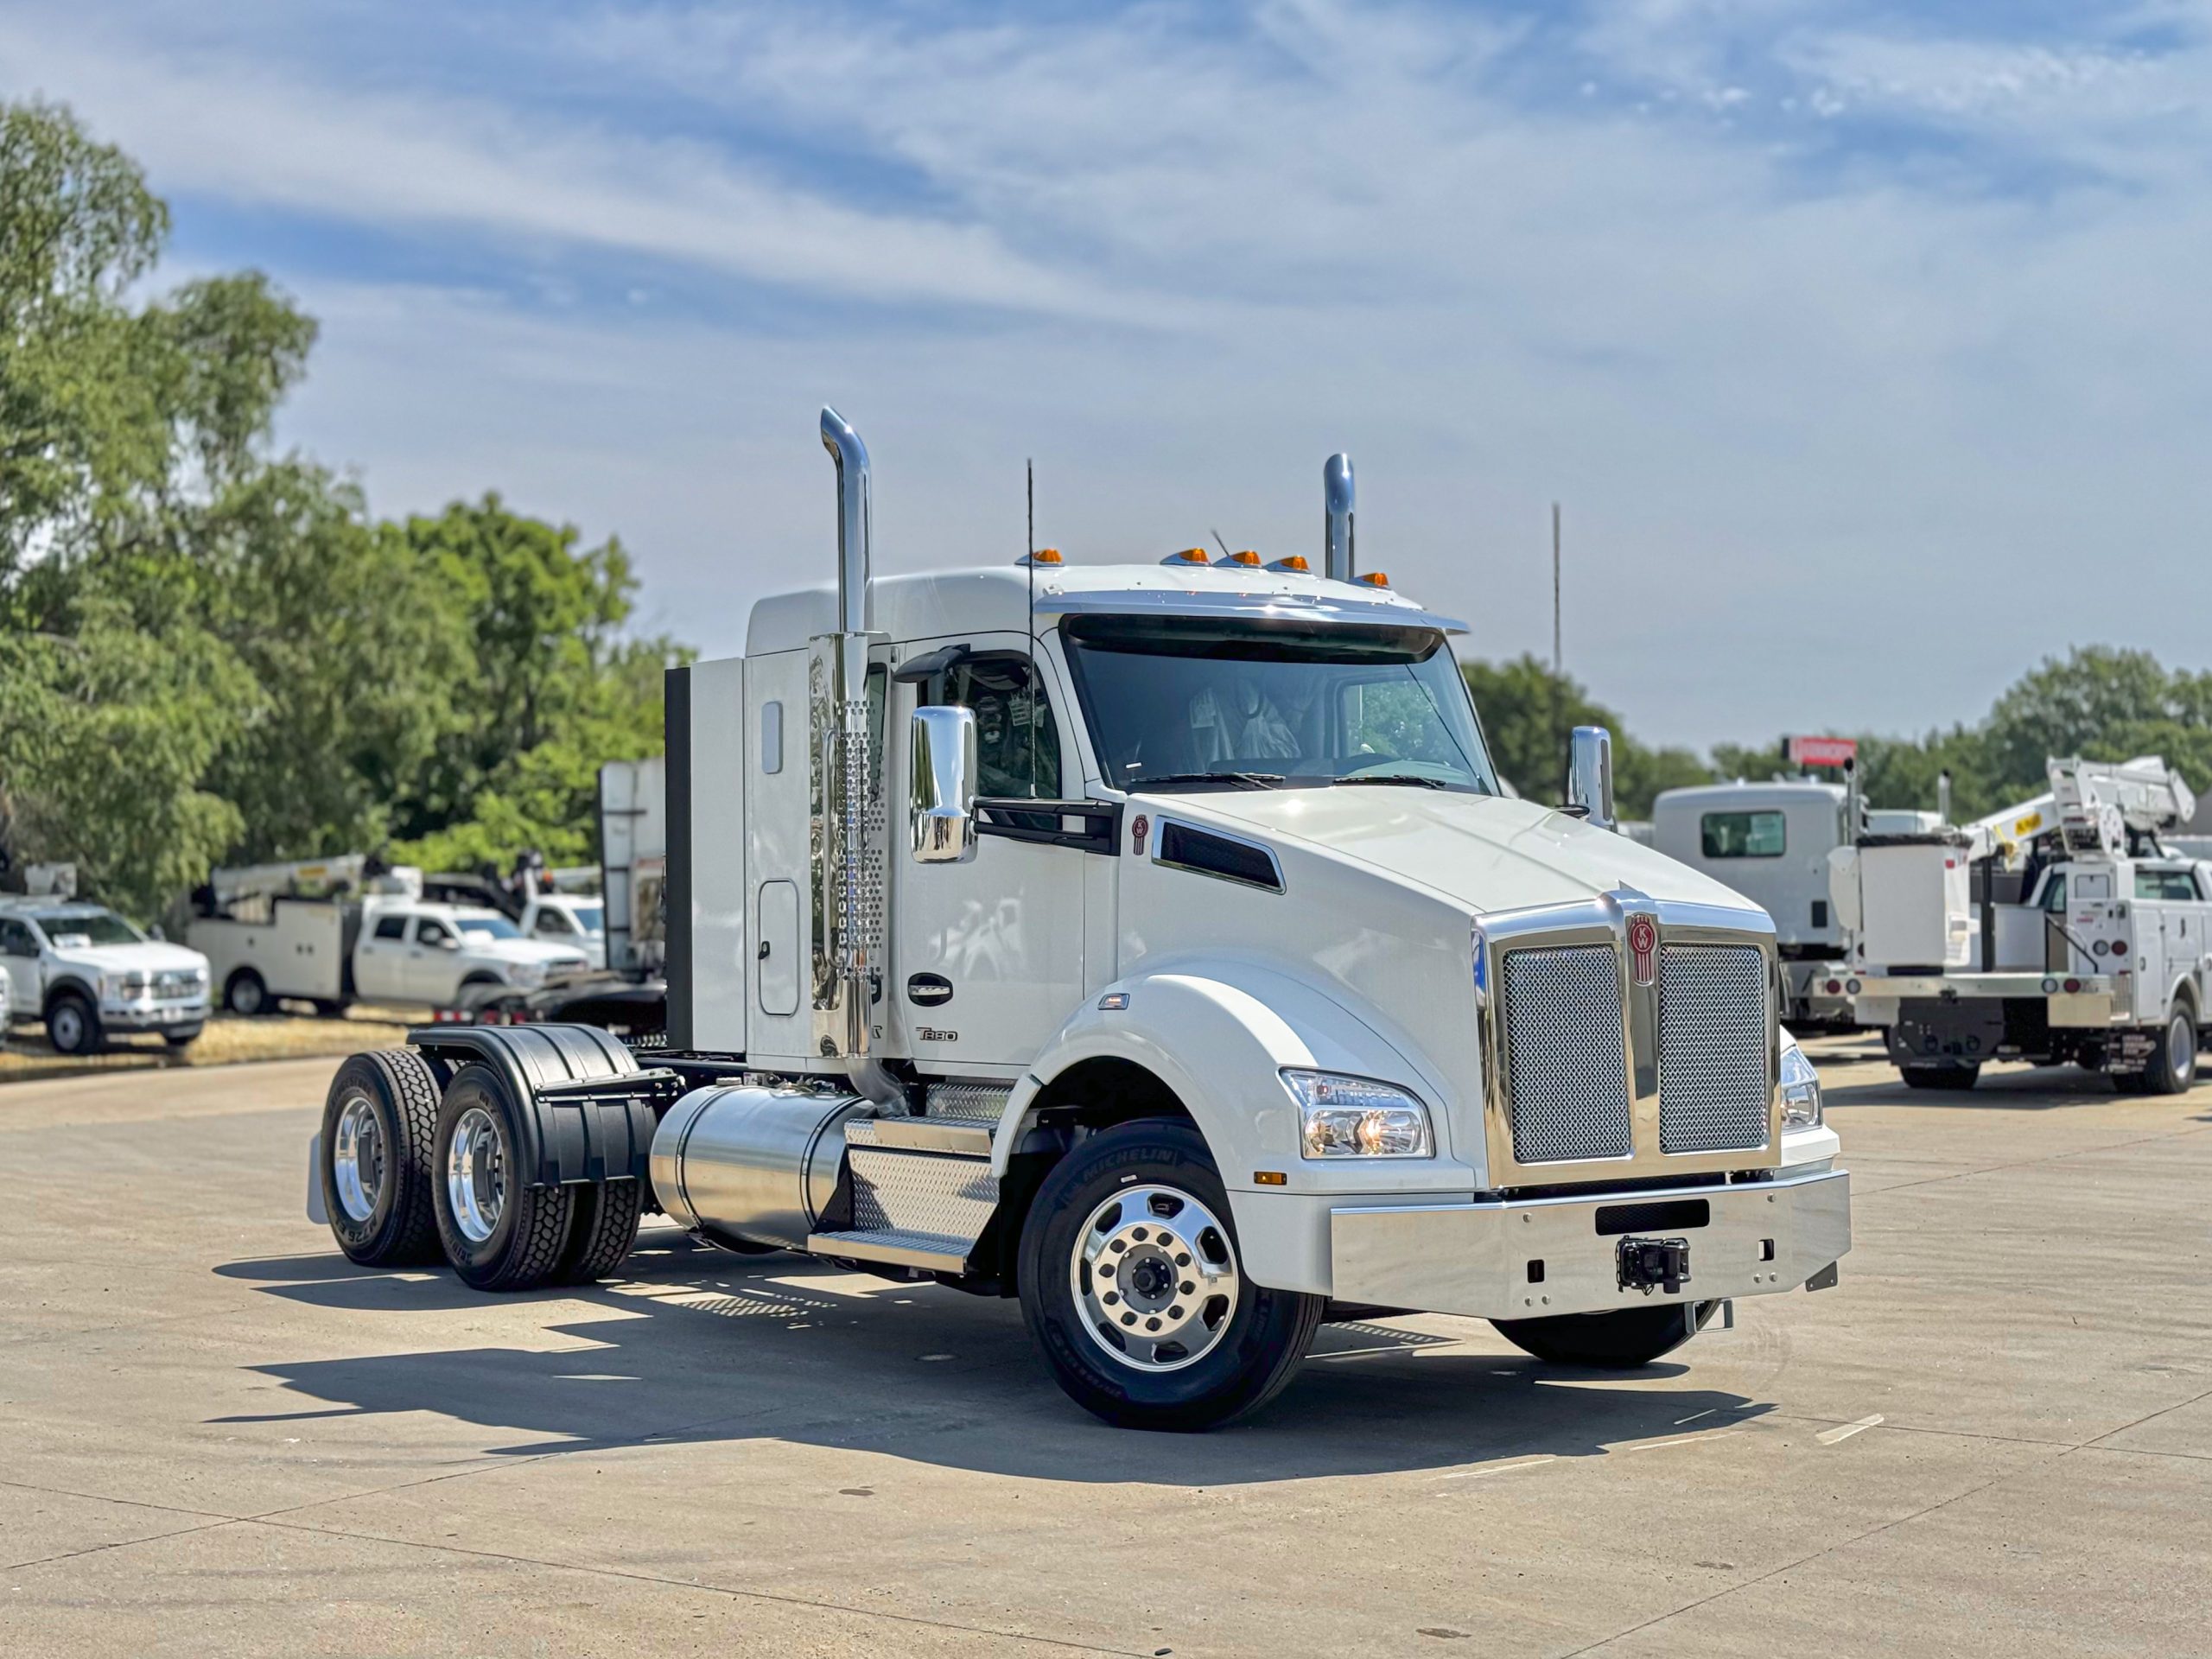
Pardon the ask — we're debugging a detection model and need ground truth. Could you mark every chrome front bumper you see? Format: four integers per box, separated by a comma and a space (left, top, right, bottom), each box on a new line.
101, 997, 211, 1031
1329, 1165, 1849, 1320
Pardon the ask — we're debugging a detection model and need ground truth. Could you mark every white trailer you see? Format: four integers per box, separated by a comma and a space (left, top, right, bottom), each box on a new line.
597, 755, 667, 976
306, 410, 1847, 1430
1831, 757, 2208, 1090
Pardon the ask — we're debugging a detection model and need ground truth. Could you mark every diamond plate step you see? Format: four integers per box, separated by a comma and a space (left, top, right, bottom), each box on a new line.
808, 1228, 972, 1274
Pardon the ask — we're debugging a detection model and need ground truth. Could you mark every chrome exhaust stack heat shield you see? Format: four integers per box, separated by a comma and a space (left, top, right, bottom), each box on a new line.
1323, 452, 1355, 582
652, 1084, 870, 1253
810, 406, 894, 1100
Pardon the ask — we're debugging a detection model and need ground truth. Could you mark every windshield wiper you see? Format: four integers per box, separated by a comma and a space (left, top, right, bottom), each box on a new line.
1332, 774, 1451, 789
1126, 772, 1286, 791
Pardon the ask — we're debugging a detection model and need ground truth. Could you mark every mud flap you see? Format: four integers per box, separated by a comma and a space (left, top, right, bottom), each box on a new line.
305, 1132, 328, 1225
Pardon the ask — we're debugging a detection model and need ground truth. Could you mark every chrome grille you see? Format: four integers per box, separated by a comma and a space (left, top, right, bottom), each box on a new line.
1502, 945, 1631, 1164
1657, 944, 1770, 1153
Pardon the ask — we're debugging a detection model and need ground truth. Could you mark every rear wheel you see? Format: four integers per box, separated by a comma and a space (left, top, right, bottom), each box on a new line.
225, 969, 270, 1017
1018, 1121, 1323, 1431
44, 991, 101, 1057
433, 1063, 574, 1291
557, 1179, 645, 1283
1493, 1300, 1720, 1369
321, 1050, 443, 1266
2140, 1005, 2198, 1096
1900, 1062, 1980, 1090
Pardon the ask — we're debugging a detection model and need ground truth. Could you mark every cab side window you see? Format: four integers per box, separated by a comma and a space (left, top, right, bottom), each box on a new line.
2135, 868, 2200, 901
416, 918, 452, 947
0, 919, 38, 957
534, 910, 573, 937
372, 916, 407, 941
2041, 874, 2068, 912
937, 656, 1062, 800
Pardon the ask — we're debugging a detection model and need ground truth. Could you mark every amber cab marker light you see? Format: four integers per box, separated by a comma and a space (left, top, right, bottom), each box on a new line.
1356, 570, 1390, 588
1023, 546, 1063, 566
1254, 1170, 1287, 1186
1162, 546, 1211, 565
1224, 550, 1262, 567
1269, 555, 1313, 574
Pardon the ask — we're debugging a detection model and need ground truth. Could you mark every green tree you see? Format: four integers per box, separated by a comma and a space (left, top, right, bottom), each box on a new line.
1462, 653, 1713, 817
385, 497, 677, 872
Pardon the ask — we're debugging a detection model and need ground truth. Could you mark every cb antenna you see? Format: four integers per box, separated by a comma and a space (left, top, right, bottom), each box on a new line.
1027, 459, 1041, 798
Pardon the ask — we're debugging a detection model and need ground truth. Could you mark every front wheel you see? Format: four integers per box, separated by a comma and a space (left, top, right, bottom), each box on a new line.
1492, 1300, 1720, 1369
1017, 1121, 1323, 1431
45, 991, 102, 1056
225, 969, 270, 1017
1900, 1062, 1980, 1090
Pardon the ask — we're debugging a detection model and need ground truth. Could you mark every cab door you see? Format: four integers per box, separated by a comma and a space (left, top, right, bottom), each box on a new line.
353, 912, 415, 1002
0, 918, 42, 1017
892, 641, 1090, 1071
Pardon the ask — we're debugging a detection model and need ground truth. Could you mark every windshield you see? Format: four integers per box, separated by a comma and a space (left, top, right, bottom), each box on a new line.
457, 915, 522, 940
1060, 617, 1498, 793
31, 909, 144, 948
570, 904, 604, 933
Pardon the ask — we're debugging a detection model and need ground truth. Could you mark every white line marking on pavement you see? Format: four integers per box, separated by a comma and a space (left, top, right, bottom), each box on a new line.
1437, 1456, 1556, 1481
1674, 1408, 1716, 1425
1626, 1432, 1741, 1453
1819, 1414, 1885, 1446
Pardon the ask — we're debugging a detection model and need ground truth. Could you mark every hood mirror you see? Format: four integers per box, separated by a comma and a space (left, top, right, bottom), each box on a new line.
1566, 725, 1616, 832
911, 705, 979, 864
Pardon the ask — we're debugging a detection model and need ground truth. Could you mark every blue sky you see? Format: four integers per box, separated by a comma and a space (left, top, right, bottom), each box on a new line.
5, 0, 2208, 752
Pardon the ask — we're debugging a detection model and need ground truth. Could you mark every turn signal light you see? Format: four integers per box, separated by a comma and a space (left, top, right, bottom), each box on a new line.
1356, 570, 1390, 588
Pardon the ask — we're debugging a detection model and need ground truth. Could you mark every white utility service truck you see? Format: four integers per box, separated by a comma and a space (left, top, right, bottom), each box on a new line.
1651, 779, 1936, 1029
1828, 756, 2209, 1091
192, 857, 593, 1016
308, 410, 1848, 1430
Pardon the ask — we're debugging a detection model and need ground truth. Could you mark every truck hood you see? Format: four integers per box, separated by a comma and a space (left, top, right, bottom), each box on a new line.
45, 941, 211, 978
1156, 787, 1764, 918
461, 938, 591, 969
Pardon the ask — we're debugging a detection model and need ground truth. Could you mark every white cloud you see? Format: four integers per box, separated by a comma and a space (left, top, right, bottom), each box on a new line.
7, 0, 2212, 747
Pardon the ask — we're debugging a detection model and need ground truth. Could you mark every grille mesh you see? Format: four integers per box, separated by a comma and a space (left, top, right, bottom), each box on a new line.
1503, 945, 1632, 1163
1657, 944, 1770, 1152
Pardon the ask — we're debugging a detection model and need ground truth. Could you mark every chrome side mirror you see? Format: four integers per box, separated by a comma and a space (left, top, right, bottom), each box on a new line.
1567, 725, 1616, 832
911, 705, 978, 864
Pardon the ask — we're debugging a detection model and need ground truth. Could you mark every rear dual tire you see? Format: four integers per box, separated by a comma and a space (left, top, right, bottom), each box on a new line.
429, 1063, 641, 1291
2137, 1005, 2197, 1096
321, 1050, 444, 1267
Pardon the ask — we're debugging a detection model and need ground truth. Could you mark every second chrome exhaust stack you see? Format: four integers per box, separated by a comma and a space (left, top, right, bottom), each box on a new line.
1323, 453, 1355, 582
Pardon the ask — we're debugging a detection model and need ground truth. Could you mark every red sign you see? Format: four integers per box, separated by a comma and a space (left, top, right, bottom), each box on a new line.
1626, 914, 1657, 987
1131, 813, 1149, 855
1785, 734, 1859, 768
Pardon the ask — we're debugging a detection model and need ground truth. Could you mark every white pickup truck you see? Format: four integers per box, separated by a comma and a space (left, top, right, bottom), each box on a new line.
0, 899, 212, 1054
307, 410, 1848, 1431
193, 884, 591, 1016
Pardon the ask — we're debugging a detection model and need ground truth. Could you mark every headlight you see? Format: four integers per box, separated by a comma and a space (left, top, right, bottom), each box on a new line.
1780, 1038, 1823, 1130
507, 962, 545, 987
105, 972, 150, 999
1282, 1070, 1434, 1159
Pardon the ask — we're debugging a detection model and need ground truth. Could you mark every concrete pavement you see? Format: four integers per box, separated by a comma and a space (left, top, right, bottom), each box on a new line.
1, 1042, 2207, 1656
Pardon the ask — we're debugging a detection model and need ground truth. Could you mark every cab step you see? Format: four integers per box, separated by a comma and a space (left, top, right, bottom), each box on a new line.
806, 1118, 998, 1274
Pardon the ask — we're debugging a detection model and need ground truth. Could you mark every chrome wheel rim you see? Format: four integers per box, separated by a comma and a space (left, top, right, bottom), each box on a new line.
2171, 1014, 2194, 1083
447, 1106, 505, 1244
332, 1093, 385, 1224
1070, 1184, 1240, 1373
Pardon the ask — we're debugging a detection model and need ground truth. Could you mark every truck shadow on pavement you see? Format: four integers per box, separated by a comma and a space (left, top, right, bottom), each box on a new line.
212, 1232, 1771, 1486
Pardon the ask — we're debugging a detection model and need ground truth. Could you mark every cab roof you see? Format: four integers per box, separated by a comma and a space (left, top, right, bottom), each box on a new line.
743, 562, 1452, 657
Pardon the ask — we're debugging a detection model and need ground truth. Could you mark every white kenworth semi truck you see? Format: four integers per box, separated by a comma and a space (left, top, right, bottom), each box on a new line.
311, 410, 1848, 1430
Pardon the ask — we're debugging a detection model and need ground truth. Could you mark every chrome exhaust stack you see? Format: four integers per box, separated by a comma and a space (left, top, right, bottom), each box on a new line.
1323, 453, 1355, 582
821, 406, 872, 634
810, 407, 896, 1103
